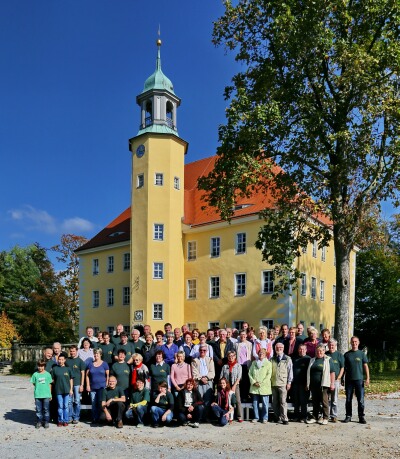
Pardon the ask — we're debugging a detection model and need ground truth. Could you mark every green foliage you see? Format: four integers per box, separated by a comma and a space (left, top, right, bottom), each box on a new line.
200, 0, 400, 352
366, 368, 400, 394
11, 361, 36, 375
0, 244, 76, 343
51, 234, 88, 324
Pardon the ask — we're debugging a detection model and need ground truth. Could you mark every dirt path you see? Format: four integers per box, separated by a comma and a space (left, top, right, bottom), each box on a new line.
0, 375, 399, 458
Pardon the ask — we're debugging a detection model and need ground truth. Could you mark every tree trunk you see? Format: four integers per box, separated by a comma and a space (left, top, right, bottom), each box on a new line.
334, 234, 353, 354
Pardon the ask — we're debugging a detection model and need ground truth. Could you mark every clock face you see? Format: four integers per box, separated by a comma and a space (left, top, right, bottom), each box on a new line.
136, 144, 145, 158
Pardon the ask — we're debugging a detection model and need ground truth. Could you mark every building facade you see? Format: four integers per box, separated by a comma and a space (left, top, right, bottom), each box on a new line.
77, 40, 356, 337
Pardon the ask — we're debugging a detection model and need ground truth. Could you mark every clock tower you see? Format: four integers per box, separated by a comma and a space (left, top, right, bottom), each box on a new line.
129, 39, 188, 329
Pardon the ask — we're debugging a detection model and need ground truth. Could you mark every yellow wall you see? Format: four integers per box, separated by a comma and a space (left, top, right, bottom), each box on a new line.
129, 134, 187, 330
78, 242, 131, 335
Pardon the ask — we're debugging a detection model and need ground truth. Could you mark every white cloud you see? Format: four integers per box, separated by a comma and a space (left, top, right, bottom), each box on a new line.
8, 205, 95, 236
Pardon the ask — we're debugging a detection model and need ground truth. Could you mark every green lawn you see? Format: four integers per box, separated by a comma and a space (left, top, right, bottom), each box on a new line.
366, 369, 400, 395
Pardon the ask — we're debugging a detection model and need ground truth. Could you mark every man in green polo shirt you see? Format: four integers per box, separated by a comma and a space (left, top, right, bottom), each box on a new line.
100, 376, 126, 428
343, 336, 370, 424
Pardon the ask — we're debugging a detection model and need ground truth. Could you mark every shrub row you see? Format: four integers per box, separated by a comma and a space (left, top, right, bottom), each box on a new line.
369, 360, 398, 373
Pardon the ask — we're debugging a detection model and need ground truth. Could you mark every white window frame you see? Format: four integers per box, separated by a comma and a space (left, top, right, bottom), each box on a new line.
301, 273, 307, 296
154, 173, 164, 186
312, 240, 317, 258
302, 244, 307, 254
187, 241, 197, 261
261, 319, 274, 329
123, 286, 130, 305
332, 284, 336, 304
123, 253, 130, 271
153, 303, 163, 320
153, 223, 164, 241
174, 176, 180, 190
233, 320, 245, 330
210, 276, 220, 299
208, 321, 220, 328
107, 326, 115, 335
92, 258, 99, 275
92, 290, 99, 308
311, 277, 317, 299
187, 279, 197, 300
235, 232, 247, 255
320, 280, 325, 301
153, 262, 164, 279
107, 255, 114, 273
107, 288, 114, 307
235, 273, 246, 296
321, 246, 326, 262
210, 237, 220, 258
262, 270, 274, 294
137, 174, 144, 188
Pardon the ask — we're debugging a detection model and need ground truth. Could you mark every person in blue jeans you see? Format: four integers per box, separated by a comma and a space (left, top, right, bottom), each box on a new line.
52, 352, 73, 426
150, 381, 174, 427
211, 378, 237, 426
30, 360, 52, 428
86, 348, 109, 424
343, 336, 370, 424
248, 348, 272, 424
66, 345, 86, 424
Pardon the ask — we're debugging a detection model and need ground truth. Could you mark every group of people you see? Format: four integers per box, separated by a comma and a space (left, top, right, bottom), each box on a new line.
31, 321, 370, 429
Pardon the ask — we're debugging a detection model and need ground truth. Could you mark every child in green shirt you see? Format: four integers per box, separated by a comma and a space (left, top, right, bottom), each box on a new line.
30, 360, 52, 428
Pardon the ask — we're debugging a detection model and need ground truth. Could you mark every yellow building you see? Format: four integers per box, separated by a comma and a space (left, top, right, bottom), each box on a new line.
77, 41, 356, 337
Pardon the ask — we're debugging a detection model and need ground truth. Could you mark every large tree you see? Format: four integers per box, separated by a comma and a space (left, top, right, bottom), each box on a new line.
51, 234, 88, 326
200, 0, 400, 352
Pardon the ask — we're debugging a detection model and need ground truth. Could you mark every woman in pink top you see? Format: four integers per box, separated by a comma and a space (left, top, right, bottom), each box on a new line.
170, 350, 192, 399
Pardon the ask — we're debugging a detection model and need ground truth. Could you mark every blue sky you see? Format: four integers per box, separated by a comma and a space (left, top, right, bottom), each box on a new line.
0, 1, 239, 262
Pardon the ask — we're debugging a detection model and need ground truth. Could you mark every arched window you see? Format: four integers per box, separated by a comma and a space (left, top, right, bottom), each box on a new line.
145, 100, 152, 127
166, 101, 173, 128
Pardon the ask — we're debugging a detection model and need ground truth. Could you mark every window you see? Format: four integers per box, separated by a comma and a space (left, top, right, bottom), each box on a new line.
123, 287, 130, 305
319, 323, 324, 331
301, 273, 307, 296
331, 326, 335, 335
124, 325, 130, 333
320, 280, 325, 301
187, 241, 197, 261
155, 173, 163, 186
209, 321, 220, 328
321, 246, 326, 262
107, 256, 114, 273
153, 303, 163, 320
235, 273, 246, 296
107, 288, 114, 307
332, 284, 336, 304
261, 319, 274, 329
93, 326, 99, 335
312, 240, 317, 258
107, 326, 115, 335
233, 320, 245, 330
174, 176, 180, 190
137, 174, 144, 188
187, 322, 197, 330
302, 244, 307, 254
210, 276, 220, 298
153, 262, 164, 279
154, 223, 164, 241
310, 322, 316, 327
236, 232, 246, 254
311, 277, 316, 299
210, 237, 220, 258
92, 258, 99, 275
334, 253, 336, 266
187, 279, 197, 300
262, 270, 274, 294
123, 253, 130, 271
92, 290, 99, 308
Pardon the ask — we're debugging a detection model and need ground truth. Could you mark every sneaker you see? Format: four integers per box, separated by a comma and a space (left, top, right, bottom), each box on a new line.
319, 419, 328, 425
71, 420, 79, 425
116, 420, 123, 428
343, 416, 351, 423
136, 423, 144, 428
187, 422, 194, 427
237, 418, 243, 423
330, 417, 337, 423
359, 417, 367, 424
300, 418, 307, 423
43, 423, 49, 429
251, 419, 258, 423
261, 419, 268, 424
282, 420, 289, 425
35, 422, 41, 429
306, 418, 317, 424
192, 422, 199, 428
63, 422, 68, 427
57, 422, 63, 427
182, 422, 189, 426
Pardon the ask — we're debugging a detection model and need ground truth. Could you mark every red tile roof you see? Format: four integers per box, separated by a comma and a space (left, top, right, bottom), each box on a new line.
78, 155, 331, 251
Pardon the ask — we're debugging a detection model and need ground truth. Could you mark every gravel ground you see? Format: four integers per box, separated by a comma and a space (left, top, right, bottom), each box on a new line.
1, 375, 399, 459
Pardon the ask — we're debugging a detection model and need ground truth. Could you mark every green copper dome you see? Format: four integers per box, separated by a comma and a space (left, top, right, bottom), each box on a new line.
142, 39, 175, 95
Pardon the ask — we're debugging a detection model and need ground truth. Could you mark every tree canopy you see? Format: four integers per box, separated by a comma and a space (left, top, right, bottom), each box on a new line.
200, 0, 400, 352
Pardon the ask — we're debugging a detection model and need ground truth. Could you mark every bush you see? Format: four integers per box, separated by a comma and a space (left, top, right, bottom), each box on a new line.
369, 361, 385, 374
11, 361, 37, 375
384, 360, 398, 371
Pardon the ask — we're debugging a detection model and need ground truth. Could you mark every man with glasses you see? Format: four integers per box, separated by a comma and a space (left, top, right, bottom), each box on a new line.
191, 345, 215, 421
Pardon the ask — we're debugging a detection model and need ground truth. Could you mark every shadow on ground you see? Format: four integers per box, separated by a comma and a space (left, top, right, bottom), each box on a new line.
4, 409, 35, 426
